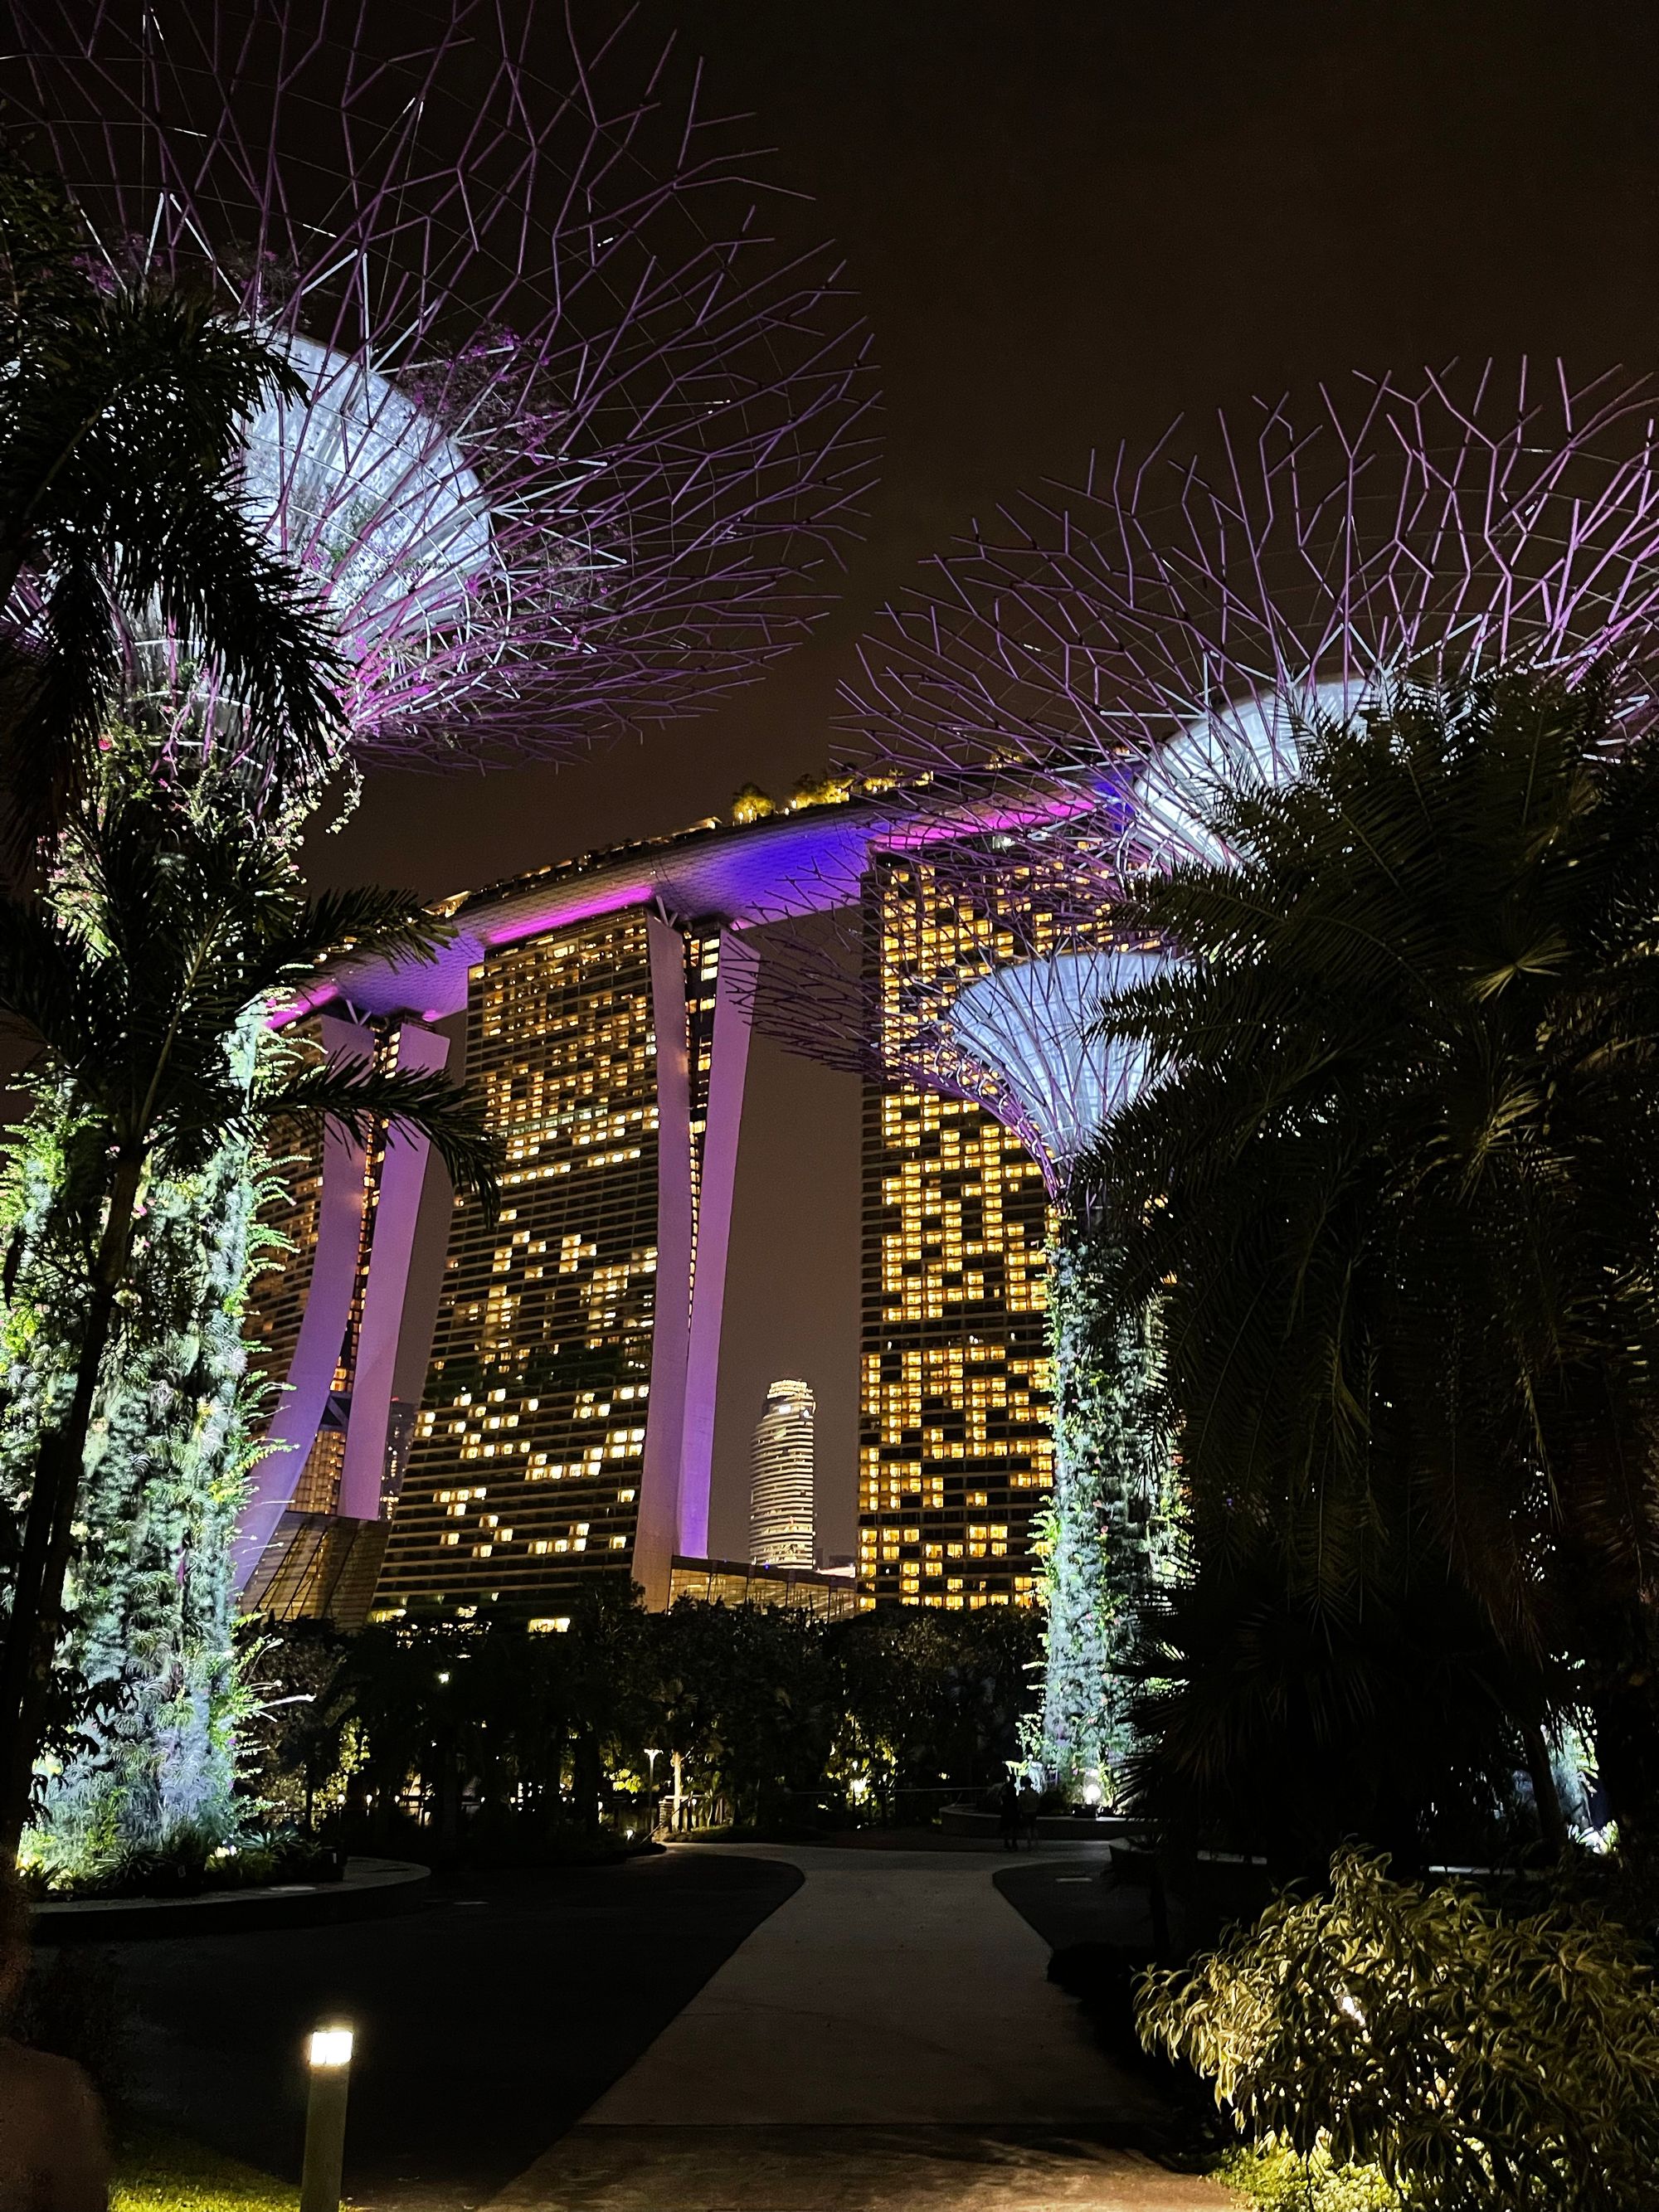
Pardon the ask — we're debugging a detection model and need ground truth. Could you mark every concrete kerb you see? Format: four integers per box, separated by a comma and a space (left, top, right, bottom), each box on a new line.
33, 1854, 431, 1943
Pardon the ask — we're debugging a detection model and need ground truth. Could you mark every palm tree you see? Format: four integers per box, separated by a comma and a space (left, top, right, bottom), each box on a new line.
1083, 666, 1659, 1838
0, 143, 345, 848
0, 785, 499, 1855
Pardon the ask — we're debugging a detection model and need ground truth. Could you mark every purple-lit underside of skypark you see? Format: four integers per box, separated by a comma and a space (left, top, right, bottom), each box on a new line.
270, 782, 1120, 1027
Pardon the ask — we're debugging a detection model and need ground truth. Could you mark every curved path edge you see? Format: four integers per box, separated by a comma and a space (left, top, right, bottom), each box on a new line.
34, 1855, 431, 1943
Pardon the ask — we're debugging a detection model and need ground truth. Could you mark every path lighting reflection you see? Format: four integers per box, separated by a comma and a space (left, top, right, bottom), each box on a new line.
301, 2022, 354, 2212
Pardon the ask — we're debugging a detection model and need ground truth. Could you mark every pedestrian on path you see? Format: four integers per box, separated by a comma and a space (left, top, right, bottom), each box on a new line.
0, 1864, 110, 2212
997, 1776, 1020, 1850
1017, 1778, 1041, 1850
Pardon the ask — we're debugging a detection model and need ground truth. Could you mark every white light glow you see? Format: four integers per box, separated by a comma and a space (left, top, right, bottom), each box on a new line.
309, 2026, 353, 2070
946, 946, 1164, 1170
242, 333, 496, 670
1132, 675, 1360, 868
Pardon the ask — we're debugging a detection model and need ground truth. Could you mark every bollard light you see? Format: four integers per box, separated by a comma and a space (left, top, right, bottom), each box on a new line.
300, 2021, 354, 2212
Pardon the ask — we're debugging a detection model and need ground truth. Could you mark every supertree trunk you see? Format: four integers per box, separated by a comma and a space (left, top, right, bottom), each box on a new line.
1029, 1230, 1174, 1800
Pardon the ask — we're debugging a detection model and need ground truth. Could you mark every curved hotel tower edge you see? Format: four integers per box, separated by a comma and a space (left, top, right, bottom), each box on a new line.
238, 793, 1061, 1628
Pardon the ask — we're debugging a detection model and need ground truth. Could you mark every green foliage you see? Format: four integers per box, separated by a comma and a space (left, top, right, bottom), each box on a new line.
1084, 667, 1659, 1833
27, 1084, 270, 1878
1034, 1230, 1175, 1797
114, 2128, 296, 2212
1139, 1849, 1659, 2210
0, 138, 344, 843
246, 1593, 1043, 1853
0, 783, 499, 1867
1125, 1557, 1542, 1869
1219, 2141, 1394, 2212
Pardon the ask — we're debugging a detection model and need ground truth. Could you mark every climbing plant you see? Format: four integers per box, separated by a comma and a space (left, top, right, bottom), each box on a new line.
1026, 1226, 1177, 1799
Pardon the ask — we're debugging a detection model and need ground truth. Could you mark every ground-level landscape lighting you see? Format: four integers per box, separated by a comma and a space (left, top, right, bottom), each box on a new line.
301, 2025, 354, 2212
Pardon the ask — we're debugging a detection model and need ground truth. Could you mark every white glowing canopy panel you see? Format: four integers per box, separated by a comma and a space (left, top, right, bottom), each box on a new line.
1131, 675, 1363, 868
945, 946, 1164, 1174
241, 333, 498, 675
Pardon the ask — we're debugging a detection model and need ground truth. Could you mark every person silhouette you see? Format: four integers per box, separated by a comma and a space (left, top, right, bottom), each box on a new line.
1016, 1777, 1041, 1850
997, 1776, 1020, 1850
0, 1864, 109, 2211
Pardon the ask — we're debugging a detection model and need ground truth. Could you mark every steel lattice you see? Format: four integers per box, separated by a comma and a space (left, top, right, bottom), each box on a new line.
3, 0, 875, 771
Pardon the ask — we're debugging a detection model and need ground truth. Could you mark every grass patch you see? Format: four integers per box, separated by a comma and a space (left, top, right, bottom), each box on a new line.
114, 2127, 297, 2212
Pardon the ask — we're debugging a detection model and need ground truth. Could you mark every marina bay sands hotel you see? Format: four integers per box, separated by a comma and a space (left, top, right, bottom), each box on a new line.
236, 793, 1054, 1628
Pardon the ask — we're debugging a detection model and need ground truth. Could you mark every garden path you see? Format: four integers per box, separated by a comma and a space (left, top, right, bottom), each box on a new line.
492, 1842, 1228, 2211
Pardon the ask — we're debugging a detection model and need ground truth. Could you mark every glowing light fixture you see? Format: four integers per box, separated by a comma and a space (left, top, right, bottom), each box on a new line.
308, 2027, 353, 2071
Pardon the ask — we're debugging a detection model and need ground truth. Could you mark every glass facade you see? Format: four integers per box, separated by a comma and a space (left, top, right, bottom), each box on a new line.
669, 1554, 859, 1621
859, 853, 1057, 1610
380, 912, 674, 1617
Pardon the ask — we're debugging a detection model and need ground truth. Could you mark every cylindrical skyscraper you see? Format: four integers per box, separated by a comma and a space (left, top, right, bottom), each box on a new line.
751, 1381, 817, 1567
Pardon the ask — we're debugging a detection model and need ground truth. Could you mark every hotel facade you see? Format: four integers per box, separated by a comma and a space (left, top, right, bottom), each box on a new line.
239, 800, 1058, 1624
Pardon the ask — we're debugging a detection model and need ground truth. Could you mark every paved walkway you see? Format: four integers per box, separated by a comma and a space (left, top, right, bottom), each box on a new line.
494, 1845, 1228, 2211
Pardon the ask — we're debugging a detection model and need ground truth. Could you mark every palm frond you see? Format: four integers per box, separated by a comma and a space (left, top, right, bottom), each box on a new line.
249, 1058, 501, 1220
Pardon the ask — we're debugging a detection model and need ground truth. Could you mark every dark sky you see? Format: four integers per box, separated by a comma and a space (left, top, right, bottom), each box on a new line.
305, 0, 1659, 1557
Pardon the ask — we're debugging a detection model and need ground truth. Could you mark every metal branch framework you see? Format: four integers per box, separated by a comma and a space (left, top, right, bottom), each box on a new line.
757, 364, 1659, 1150
4, 0, 875, 772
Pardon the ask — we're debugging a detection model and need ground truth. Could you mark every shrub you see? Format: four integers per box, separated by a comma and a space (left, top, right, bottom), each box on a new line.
1137, 1848, 1659, 2210
1220, 2141, 1394, 2212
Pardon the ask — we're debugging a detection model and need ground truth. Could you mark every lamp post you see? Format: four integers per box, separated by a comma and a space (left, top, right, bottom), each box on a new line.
643, 1747, 661, 1837
301, 2025, 353, 2212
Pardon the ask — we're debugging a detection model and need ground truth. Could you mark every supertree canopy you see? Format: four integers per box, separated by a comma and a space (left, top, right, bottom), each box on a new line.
753, 364, 1659, 1795
7, 0, 873, 784
855, 364, 1659, 869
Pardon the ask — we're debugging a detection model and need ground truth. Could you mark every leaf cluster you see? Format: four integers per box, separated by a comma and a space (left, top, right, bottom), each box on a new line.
1139, 1848, 1659, 2210
1084, 665, 1659, 1704
0, 136, 345, 843
0, 784, 499, 1243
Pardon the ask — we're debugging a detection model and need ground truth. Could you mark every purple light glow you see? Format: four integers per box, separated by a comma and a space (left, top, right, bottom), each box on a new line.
10, 0, 874, 783
756, 366, 1659, 1158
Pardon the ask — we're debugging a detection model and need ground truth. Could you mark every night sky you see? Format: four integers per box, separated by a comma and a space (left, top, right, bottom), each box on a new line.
305, 0, 1659, 1558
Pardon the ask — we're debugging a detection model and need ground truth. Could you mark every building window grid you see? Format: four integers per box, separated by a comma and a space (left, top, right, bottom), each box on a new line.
387, 914, 683, 1613
859, 854, 1058, 1610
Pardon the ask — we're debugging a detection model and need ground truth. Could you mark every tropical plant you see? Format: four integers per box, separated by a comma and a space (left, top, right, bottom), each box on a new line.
1126, 1554, 1548, 1872
0, 140, 344, 847
1139, 1849, 1659, 2210
1083, 666, 1659, 1835
0, 780, 497, 1855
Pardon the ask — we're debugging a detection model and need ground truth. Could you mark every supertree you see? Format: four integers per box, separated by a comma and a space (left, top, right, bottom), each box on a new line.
0, 0, 872, 1874
6, 0, 872, 787
755, 364, 1659, 1793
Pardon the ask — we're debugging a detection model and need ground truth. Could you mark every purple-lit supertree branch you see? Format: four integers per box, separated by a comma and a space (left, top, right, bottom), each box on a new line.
849, 364, 1659, 879
6, 0, 875, 787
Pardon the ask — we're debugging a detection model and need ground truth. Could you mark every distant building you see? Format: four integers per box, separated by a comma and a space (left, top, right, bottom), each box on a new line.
238, 801, 891, 1625
750, 1379, 816, 1567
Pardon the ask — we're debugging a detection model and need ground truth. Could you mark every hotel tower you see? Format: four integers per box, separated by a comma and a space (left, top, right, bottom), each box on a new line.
236, 796, 1064, 1626
237, 807, 878, 1623
858, 848, 1056, 1611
